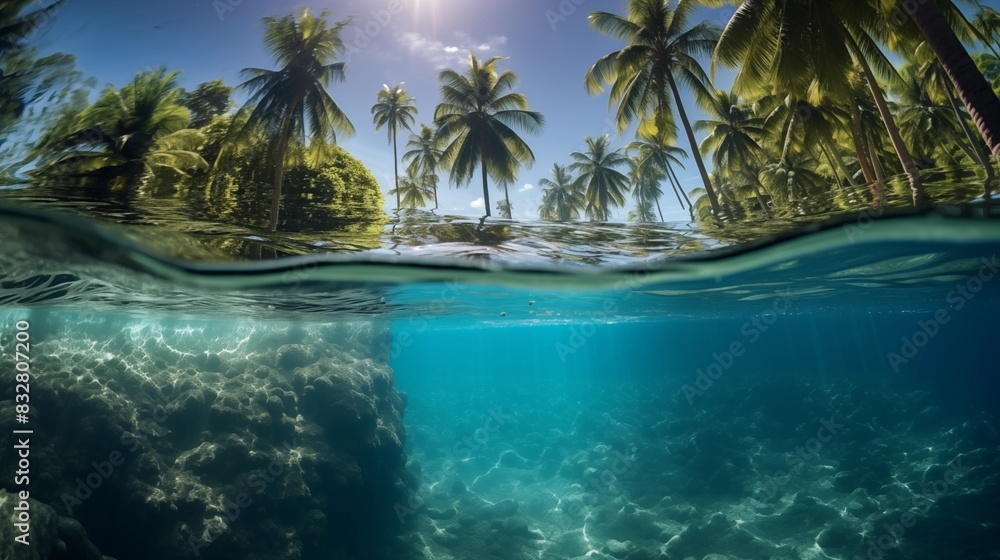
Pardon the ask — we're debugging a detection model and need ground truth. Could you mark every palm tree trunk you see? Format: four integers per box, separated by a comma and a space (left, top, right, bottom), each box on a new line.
819, 143, 847, 193
654, 196, 664, 222
867, 131, 889, 187
742, 163, 772, 217
433, 182, 439, 210
779, 108, 798, 165
504, 183, 511, 218
823, 138, 858, 186
942, 77, 995, 179
666, 69, 721, 218
269, 107, 296, 232
846, 35, 925, 206
907, 0, 1000, 166
851, 102, 884, 210
392, 125, 401, 209
665, 162, 695, 221
481, 156, 491, 217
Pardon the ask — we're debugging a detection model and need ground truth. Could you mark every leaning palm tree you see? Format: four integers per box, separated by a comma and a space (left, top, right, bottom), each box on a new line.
585, 0, 723, 217
570, 135, 632, 222
31, 68, 206, 187
372, 83, 417, 209
1, 0, 67, 55
233, 9, 355, 231
538, 163, 584, 221
434, 52, 544, 217
402, 123, 443, 209
905, 0, 1000, 164
706, 0, 987, 206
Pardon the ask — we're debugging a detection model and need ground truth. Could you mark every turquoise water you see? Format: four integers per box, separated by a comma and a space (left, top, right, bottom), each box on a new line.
1, 204, 999, 560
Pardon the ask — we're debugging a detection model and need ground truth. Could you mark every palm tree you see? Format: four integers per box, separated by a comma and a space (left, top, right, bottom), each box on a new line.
31, 68, 206, 186
402, 123, 443, 209
434, 52, 544, 217
905, 0, 1000, 164
233, 9, 355, 231
539, 163, 584, 221
389, 170, 434, 209
708, 0, 929, 205
695, 89, 771, 216
1, 0, 67, 55
893, 64, 977, 167
496, 198, 513, 219
585, 0, 723, 217
372, 82, 417, 210
627, 136, 690, 220
629, 166, 665, 221
628, 197, 658, 222
973, 6, 1000, 51
570, 135, 632, 222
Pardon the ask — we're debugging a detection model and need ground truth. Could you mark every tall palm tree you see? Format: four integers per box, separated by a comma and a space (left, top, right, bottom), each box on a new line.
234, 9, 355, 231
585, 0, 723, 217
570, 135, 632, 222
434, 52, 544, 217
539, 163, 584, 221
695, 89, 771, 216
402, 123, 443, 209
372, 82, 417, 210
31, 68, 206, 186
906, 0, 1000, 164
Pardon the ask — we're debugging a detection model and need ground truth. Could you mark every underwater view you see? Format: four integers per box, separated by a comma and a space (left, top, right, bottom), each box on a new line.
2, 0, 1000, 559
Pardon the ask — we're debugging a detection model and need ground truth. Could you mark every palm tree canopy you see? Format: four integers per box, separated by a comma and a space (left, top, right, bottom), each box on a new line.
570, 135, 632, 222
235, 8, 355, 154
31, 68, 206, 181
694, 89, 765, 171
403, 123, 443, 180
434, 52, 544, 188
372, 83, 417, 142
584, 0, 719, 138
539, 163, 585, 221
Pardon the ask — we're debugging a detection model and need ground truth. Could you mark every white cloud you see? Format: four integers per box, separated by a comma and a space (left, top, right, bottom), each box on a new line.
518, 183, 534, 193
398, 31, 509, 69
470, 197, 485, 209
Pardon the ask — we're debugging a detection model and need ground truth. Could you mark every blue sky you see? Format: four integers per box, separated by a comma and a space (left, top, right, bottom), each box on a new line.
33, 0, 737, 221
